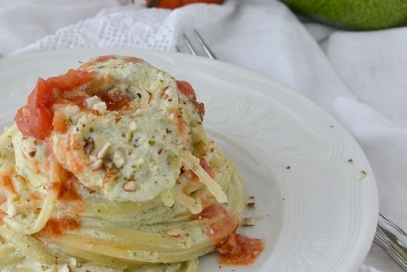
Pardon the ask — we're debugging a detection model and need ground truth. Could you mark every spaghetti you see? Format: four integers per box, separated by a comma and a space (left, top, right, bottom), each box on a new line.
0, 55, 263, 271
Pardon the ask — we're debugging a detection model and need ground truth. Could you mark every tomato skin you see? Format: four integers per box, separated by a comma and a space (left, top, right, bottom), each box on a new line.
146, 0, 225, 9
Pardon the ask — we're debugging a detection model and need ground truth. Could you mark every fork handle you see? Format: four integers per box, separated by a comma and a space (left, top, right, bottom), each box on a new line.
374, 214, 407, 271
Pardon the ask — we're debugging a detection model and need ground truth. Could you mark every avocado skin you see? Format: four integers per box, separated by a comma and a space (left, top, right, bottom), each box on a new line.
280, 0, 407, 30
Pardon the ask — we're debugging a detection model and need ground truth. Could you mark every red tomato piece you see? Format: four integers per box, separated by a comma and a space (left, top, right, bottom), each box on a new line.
14, 70, 94, 140
100, 92, 130, 111
46, 69, 94, 91
176, 80, 196, 100
15, 78, 54, 140
200, 158, 216, 178
218, 234, 264, 265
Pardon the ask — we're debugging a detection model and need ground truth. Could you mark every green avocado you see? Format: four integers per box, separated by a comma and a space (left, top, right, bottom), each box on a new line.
280, 0, 407, 30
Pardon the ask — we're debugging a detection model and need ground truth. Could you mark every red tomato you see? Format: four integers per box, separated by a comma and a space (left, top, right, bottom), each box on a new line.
218, 234, 264, 265
191, 203, 264, 265
176, 80, 196, 100
100, 92, 131, 111
15, 78, 54, 140
46, 69, 94, 91
14, 70, 94, 140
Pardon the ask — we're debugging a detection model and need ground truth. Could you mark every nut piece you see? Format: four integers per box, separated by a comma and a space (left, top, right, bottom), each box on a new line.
90, 159, 103, 170
133, 157, 145, 167
129, 122, 138, 132
247, 196, 255, 209
85, 96, 107, 113
92, 102, 107, 113
7, 204, 19, 218
358, 170, 367, 180
123, 180, 138, 192
242, 217, 255, 227
103, 168, 120, 185
59, 264, 71, 272
84, 137, 95, 155
85, 96, 101, 109
68, 258, 78, 268
113, 149, 125, 168
97, 143, 111, 159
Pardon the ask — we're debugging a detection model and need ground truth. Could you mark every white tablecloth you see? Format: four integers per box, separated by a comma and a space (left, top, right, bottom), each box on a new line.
1, 0, 406, 271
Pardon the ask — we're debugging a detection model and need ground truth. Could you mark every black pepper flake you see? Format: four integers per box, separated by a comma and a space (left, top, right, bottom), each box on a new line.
286, 166, 291, 169
348, 158, 353, 163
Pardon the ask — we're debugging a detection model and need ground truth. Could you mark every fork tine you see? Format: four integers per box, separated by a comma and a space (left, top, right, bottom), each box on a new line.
182, 33, 198, 56
193, 29, 216, 60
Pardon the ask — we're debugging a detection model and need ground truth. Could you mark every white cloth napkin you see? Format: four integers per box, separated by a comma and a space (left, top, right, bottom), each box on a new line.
1, 0, 406, 271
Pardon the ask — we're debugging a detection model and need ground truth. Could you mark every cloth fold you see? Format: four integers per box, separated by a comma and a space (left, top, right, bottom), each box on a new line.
1, 0, 406, 271
0, 0, 132, 56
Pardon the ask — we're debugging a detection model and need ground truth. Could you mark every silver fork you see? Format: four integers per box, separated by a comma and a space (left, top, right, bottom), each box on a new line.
375, 213, 407, 270
178, 29, 217, 60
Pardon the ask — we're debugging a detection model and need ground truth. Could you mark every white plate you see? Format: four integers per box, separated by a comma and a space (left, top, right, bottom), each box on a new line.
0, 48, 378, 272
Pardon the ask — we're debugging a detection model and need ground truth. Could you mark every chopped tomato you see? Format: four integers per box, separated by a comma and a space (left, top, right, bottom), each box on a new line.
15, 78, 54, 139
39, 216, 80, 238
46, 69, 94, 91
58, 177, 81, 201
14, 70, 94, 140
46, 160, 80, 202
177, 80, 196, 100
0, 174, 17, 198
100, 92, 130, 111
218, 234, 264, 265
52, 111, 68, 134
191, 204, 239, 244
176, 80, 205, 118
199, 158, 216, 178
124, 56, 144, 63
0, 210, 6, 224
191, 203, 264, 266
